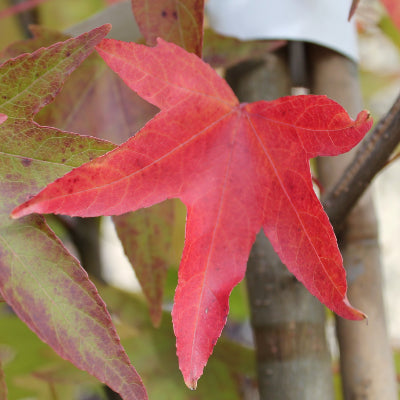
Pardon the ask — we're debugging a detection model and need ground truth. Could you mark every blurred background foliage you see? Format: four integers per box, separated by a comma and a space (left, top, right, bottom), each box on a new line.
0, 0, 399, 398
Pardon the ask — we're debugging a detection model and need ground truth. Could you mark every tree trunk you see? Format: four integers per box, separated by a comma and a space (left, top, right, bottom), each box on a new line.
226, 50, 335, 400
308, 44, 397, 400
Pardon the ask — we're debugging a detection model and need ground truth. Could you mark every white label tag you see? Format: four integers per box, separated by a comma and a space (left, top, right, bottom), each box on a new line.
206, 0, 358, 61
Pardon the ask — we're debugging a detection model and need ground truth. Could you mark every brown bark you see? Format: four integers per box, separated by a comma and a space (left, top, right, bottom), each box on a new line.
308, 44, 397, 400
226, 51, 335, 400
322, 92, 400, 231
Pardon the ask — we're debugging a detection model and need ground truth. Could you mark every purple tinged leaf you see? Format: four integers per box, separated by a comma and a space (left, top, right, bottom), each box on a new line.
0, 26, 147, 399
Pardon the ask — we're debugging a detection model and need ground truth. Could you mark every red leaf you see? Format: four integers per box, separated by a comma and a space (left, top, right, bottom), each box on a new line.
131, 0, 204, 55
381, 0, 400, 31
12, 38, 372, 388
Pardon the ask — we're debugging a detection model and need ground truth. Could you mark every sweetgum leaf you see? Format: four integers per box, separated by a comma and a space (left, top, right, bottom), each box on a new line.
4, 25, 173, 325
3, 25, 176, 327
0, 25, 66, 60
0, 26, 108, 119
0, 303, 103, 399
0, 27, 147, 399
113, 200, 177, 327
98, 282, 255, 400
12, 38, 372, 388
113, 199, 186, 327
26, 27, 168, 322
0, 25, 157, 144
202, 29, 285, 69
131, 0, 204, 55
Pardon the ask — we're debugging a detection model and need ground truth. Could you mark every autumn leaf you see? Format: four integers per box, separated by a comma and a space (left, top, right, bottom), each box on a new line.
6, 25, 176, 326
0, 25, 66, 61
2, 25, 173, 328
12, 38, 372, 389
0, 25, 157, 144
113, 200, 178, 327
0, 27, 147, 399
202, 29, 286, 69
97, 282, 256, 400
131, 0, 204, 55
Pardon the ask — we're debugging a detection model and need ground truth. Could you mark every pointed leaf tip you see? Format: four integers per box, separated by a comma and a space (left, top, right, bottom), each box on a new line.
94, 23, 112, 34
356, 109, 372, 125
102, 23, 112, 32
185, 378, 198, 390
343, 295, 367, 321
10, 203, 33, 219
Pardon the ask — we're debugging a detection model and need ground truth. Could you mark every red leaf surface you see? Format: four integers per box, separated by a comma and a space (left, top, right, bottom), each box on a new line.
131, 0, 204, 55
1, 26, 174, 329
12, 38, 372, 388
1, 27, 147, 399
381, 0, 400, 31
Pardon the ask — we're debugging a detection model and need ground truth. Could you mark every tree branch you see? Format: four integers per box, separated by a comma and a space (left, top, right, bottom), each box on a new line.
322, 92, 400, 231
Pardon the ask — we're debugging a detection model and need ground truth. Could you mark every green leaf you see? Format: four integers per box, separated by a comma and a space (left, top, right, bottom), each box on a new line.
0, 305, 104, 399
0, 26, 148, 399
203, 29, 286, 69
113, 199, 181, 327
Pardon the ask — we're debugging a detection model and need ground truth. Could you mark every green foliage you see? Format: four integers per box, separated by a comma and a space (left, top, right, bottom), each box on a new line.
0, 304, 105, 399
98, 283, 256, 400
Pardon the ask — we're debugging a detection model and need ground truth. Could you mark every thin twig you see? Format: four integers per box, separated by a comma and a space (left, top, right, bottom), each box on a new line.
322, 92, 400, 231
382, 150, 400, 169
